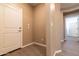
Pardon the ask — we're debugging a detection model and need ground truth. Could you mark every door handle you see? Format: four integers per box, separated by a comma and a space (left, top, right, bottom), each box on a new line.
18, 29, 22, 32
19, 27, 22, 29
18, 27, 22, 32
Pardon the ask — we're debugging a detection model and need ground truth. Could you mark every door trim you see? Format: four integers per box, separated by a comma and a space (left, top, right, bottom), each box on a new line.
20, 8, 23, 48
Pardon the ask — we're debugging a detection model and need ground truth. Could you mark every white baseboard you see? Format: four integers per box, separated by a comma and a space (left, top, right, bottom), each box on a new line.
21, 42, 46, 48
21, 42, 34, 48
53, 50, 62, 56
34, 42, 47, 47
61, 40, 64, 42
61, 39, 66, 43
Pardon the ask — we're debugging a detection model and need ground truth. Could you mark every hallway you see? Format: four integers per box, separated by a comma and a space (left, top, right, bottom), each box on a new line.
57, 36, 79, 56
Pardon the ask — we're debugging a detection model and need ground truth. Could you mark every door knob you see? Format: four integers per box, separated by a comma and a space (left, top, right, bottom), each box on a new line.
18, 30, 22, 32
19, 27, 21, 29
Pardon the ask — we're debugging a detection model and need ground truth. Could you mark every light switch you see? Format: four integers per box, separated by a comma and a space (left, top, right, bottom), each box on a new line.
28, 24, 30, 29
51, 23, 53, 27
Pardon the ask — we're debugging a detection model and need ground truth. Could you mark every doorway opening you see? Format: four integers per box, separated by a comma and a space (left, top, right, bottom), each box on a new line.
62, 10, 79, 56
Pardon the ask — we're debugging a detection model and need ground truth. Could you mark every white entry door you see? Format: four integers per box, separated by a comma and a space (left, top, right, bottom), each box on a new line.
0, 4, 22, 55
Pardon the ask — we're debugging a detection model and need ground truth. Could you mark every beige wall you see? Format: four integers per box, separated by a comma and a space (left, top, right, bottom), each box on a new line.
47, 4, 64, 55
34, 4, 48, 44
21, 4, 33, 46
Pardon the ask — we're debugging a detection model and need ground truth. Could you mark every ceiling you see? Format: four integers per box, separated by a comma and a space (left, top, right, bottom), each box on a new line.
28, 3, 79, 10
28, 3, 42, 7
60, 3, 79, 10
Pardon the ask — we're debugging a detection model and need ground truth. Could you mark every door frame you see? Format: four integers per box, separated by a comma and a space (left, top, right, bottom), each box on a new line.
62, 6, 79, 40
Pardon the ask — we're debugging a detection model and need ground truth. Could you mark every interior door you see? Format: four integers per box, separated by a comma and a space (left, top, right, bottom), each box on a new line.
4, 5, 22, 53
